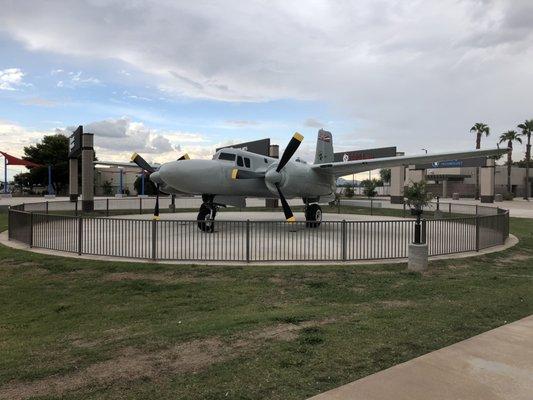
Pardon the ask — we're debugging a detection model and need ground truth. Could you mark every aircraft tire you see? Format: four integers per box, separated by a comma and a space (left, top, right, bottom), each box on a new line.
305, 204, 322, 228
197, 204, 216, 232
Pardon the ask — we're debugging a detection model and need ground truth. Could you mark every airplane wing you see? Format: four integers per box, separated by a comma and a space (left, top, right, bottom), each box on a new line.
312, 148, 507, 178
93, 160, 161, 169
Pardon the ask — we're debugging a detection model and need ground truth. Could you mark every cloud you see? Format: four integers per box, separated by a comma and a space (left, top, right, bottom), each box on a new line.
304, 118, 324, 128
55, 70, 101, 88
224, 120, 258, 127
21, 97, 57, 107
0, 1, 532, 155
0, 68, 26, 91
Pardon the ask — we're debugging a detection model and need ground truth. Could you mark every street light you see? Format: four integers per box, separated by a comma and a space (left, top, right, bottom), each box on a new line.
421, 148, 428, 154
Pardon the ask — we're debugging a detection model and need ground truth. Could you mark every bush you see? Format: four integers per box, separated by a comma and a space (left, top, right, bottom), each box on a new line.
361, 179, 379, 197
344, 187, 354, 198
503, 191, 514, 201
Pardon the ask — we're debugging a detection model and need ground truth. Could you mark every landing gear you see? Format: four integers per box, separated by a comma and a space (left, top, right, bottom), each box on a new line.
305, 203, 322, 228
197, 203, 217, 232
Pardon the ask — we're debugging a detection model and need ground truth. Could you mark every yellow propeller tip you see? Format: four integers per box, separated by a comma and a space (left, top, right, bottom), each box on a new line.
152, 215, 160, 221
287, 216, 296, 223
293, 132, 304, 142
130, 152, 138, 162
231, 169, 238, 180
183, 153, 190, 160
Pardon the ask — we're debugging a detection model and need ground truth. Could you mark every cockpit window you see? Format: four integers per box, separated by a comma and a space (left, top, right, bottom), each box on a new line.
237, 156, 244, 167
219, 152, 236, 161
244, 157, 251, 168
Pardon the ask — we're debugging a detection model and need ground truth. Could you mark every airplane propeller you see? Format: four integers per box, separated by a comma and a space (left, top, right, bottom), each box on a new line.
229, 132, 303, 222
130, 152, 189, 220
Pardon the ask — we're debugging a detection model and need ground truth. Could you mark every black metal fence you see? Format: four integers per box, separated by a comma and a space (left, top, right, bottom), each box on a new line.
7, 198, 510, 262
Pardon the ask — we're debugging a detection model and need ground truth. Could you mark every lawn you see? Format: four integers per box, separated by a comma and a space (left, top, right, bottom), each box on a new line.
0, 212, 532, 399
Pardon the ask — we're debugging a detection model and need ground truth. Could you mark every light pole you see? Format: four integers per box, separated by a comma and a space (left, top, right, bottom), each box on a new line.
421, 148, 428, 154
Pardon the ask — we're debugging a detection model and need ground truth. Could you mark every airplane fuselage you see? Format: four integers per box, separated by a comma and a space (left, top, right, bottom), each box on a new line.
155, 148, 335, 201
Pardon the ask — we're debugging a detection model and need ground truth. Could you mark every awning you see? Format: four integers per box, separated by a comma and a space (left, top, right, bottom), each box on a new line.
0, 151, 42, 167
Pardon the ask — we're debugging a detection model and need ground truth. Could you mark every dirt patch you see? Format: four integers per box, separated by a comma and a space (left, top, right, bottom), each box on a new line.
0, 317, 342, 399
103, 272, 175, 283
501, 252, 531, 263
377, 300, 416, 309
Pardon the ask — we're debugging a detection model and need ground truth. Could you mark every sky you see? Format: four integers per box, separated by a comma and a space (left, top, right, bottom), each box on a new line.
1, 0, 532, 180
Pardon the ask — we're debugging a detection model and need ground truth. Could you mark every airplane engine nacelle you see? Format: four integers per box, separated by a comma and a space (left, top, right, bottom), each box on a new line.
265, 162, 334, 199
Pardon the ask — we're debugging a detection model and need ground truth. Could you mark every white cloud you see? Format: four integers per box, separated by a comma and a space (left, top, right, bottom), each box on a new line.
304, 118, 324, 129
0, 1, 532, 155
0, 68, 26, 91
54, 70, 101, 88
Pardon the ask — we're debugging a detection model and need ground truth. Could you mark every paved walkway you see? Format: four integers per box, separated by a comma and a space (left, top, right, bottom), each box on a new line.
309, 315, 533, 400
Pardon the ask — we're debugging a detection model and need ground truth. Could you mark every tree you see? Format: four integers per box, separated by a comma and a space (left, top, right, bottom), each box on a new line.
498, 130, 522, 194
361, 179, 379, 197
379, 169, 391, 185
470, 122, 490, 199
404, 181, 434, 244
134, 174, 157, 195
102, 180, 114, 196
517, 119, 533, 199
15, 134, 70, 194
344, 186, 354, 198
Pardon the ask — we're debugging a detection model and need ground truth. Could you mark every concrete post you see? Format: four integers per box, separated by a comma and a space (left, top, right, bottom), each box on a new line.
266, 144, 279, 208
408, 243, 428, 271
69, 158, 79, 202
81, 133, 94, 212
442, 179, 448, 198
390, 152, 405, 204
480, 158, 495, 203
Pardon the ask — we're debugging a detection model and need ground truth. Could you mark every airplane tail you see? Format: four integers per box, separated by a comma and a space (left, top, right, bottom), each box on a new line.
314, 129, 334, 164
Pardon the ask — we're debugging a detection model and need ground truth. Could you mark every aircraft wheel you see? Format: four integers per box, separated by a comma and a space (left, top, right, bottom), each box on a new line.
305, 204, 322, 228
197, 204, 216, 232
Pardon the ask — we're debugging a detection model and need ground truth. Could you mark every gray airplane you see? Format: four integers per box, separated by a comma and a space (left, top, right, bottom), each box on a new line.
102, 130, 506, 231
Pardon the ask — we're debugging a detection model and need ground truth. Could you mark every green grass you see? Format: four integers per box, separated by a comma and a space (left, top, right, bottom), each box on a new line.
0, 213, 531, 399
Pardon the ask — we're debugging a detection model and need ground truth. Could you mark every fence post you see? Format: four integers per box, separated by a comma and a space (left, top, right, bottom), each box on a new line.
421, 219, 427, 244
151, 219, 157, 260
29, 212, 33, 248
475, 204, 479, 215
342, 220, 347, 261
475, 215, 480, 251
449, 203, 452, 214
402, 202, 406, 218
46, 201, 49, 215
370, 199, 373, 215
246, 219, 250, 262
139, 197, 142, 215
77, 216, 83, 255
106, 198, 109, 217
75, 200, 78, 216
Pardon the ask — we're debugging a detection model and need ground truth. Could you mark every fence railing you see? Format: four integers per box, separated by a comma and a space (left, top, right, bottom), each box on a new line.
7, 198, 510, 262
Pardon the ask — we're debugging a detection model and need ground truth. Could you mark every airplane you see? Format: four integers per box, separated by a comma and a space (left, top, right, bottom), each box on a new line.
98, 129, 507, 232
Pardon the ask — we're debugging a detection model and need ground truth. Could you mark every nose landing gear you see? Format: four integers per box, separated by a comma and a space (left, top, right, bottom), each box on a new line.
305, 203, 322, 228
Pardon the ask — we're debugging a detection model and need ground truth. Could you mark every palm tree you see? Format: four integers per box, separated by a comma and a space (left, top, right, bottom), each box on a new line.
470, 123, 490, 199
517, 119, 533, 199
499, 130, 522, 194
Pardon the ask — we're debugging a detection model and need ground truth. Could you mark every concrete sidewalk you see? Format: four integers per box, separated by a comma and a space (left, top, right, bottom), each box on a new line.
309, 315, 533, 400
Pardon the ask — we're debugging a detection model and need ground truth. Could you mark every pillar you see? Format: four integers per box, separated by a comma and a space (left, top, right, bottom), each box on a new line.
389, 152, 405, 204
407, 166, 426, 185
390, 165, 406, 204
69, 158, 79, 202
480, 158, 495, 203
81, 133, 94, 211
266, 144, 279, 208
442, 180, 448, 198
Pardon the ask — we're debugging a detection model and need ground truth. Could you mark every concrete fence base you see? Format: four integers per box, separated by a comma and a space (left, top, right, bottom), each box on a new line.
408, 243, 428, 271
